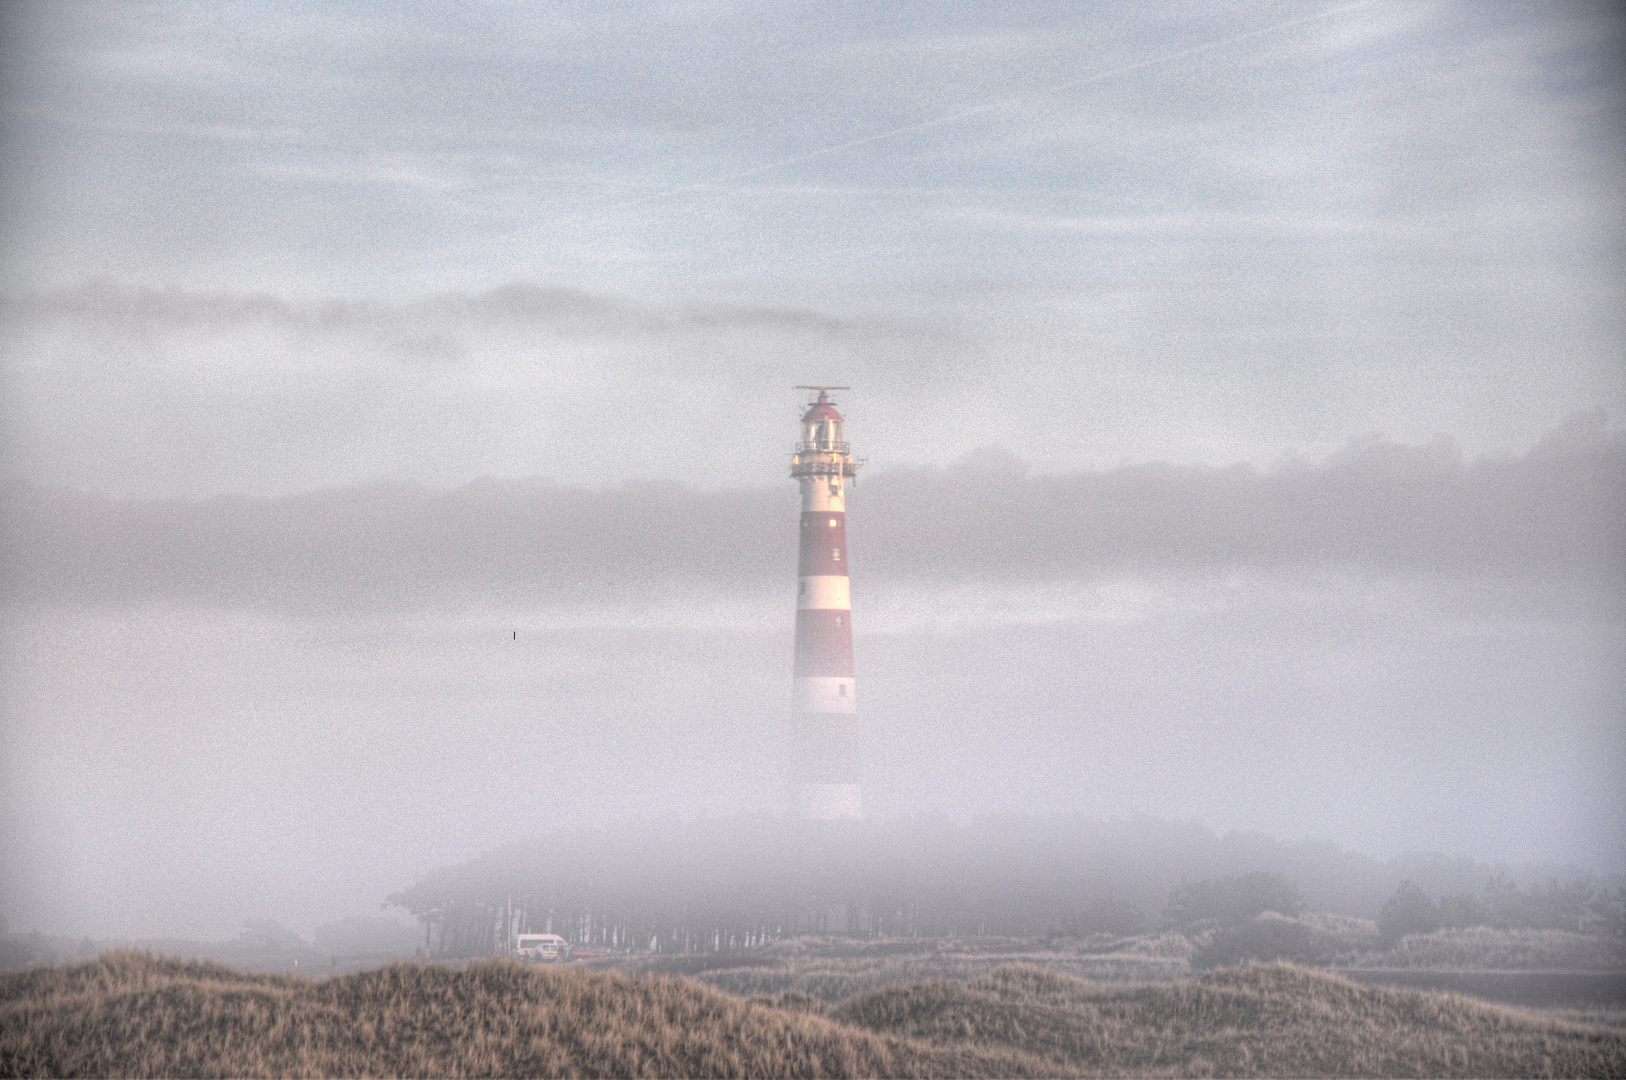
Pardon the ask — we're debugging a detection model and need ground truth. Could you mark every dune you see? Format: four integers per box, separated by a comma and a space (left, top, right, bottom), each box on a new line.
3, 952, 1622, 1077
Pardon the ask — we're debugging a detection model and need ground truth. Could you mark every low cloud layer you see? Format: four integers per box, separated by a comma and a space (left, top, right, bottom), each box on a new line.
6, 414, 1619, 615
0, 281, 853, 341
4, 276, 1621, 499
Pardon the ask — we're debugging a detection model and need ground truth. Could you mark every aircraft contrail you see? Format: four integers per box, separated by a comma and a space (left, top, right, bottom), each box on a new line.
644, 1, 1374, 202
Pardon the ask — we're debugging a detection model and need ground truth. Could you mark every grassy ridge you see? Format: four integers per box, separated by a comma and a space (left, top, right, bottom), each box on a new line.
3, 951, 1624, 1078
689, 942, 1191, 1002
834, 963, 1626, 1077
0, 952, 1030, 1078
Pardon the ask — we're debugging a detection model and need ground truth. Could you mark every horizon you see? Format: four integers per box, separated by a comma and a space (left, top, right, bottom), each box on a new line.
7, 807, 1621, 946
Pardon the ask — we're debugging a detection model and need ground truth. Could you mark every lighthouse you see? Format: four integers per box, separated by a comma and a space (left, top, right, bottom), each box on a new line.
789, 386, 863, 820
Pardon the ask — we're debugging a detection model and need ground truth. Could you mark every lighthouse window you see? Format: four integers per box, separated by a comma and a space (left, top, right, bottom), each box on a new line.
835, 615, 843, 627
829, 518, 838, 527
838, 683, 847, 696
799, 581, 806, 595
833, 549, 841, 561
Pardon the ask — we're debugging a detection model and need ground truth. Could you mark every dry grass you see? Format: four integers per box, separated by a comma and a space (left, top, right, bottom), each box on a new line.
0, 951, 1034, 1078
3, 951, 1624, 1077
695, 951, 1188, 1003
1533, 1005, 1626, 1031
1356, 927, 1626, 971
620, 935, 1193, 1004
833, 963, 1626, 1077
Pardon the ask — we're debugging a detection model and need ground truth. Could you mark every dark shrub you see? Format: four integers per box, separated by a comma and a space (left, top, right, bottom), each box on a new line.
0, 937, 38, 971
1436, 893, 1488, 929
1378, 880, 1440, 941
1191, 917, 1324, 969
1164, 872, 1303, 930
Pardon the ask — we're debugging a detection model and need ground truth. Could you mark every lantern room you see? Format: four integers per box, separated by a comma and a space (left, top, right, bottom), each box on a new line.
800, 390, 846, 453
791, 385, 861, 484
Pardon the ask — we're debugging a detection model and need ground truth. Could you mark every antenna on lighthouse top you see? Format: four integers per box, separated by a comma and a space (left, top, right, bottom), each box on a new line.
795, 385, 850, 403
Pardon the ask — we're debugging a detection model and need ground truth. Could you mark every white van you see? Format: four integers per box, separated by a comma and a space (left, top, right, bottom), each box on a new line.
515, 933, 571, 961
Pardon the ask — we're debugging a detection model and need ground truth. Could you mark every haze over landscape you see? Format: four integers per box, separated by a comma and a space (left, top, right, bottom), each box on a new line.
1, 0, 1621, 945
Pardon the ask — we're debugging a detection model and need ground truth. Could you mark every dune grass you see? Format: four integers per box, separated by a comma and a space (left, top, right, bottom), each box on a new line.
833, 963, 1626, 1077
611, 933, 1194, 1003
1361, 927, 1626, 971
3, 951, 1624, 1077
1537, 1005, 1626, 1031
696, 951, 1188, 1003
0, 951, 1032, 1078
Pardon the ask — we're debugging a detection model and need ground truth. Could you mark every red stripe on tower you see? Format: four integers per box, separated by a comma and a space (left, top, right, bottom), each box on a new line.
788, 387, 863, 820
793, 611, 854, 676
798, 511, 848, 576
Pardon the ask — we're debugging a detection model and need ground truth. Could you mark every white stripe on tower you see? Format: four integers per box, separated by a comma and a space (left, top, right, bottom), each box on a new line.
798, 576, 851, 610
789, 387, 862, 821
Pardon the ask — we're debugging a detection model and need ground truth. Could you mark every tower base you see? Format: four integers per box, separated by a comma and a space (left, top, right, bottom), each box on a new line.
797, 783, 862, 821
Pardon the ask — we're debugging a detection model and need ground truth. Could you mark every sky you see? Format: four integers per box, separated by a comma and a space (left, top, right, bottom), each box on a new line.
0, 1, 1622, 939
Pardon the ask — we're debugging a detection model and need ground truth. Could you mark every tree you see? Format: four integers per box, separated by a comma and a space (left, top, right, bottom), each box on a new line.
236, 920, 308, 954
1436, 893, 1487, 929
1163, 872, 1303, 930
1378, 880, 1439, 941
1587, 887, 1626, 937
1191, 917, 1320, 970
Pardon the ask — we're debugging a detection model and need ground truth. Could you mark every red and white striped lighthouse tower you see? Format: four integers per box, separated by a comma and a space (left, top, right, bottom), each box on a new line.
789, 386, 863, 820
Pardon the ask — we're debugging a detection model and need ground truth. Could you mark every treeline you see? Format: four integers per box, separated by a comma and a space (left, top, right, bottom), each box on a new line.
385, 815, 1618, 959
0, 915, 425, 973
1378, 877, 1625, 940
